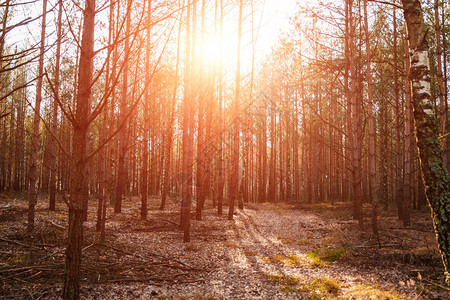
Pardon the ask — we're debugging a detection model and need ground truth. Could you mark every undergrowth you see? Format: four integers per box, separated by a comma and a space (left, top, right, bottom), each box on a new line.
265, 273, 341, 299
307, 247, 346, 266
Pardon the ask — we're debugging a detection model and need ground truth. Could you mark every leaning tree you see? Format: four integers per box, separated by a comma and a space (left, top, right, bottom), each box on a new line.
401, 0, 450, 284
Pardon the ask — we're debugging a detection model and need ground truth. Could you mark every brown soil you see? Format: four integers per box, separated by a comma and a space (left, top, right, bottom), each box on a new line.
0, 194, 448, 299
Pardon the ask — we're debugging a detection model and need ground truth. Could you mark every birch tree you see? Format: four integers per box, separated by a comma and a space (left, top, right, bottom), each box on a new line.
401, 0, 450, 284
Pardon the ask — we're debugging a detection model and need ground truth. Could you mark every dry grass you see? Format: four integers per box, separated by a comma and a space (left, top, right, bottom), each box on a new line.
344, 283, 405, 300
265, 273, 341, 299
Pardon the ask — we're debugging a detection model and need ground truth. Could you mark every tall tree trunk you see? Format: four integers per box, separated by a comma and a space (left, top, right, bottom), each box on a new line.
228, 0, 243, 219
349, 0, 363, 225
394, 7, 404, 220
28, 0, 47, 232
195, 108, 205, 219
49, 0, 63, 211
195, 0, 206, 220
161, 2, 181, 211
379, 67, 389, 209
216, 0, 224, 215
434, 0, 447, 167
364, 0, 378, 238
96, 0, 115, 237
141, 0, 151, 220
14, 87, 25, 191
63, 0, 95, 297
181, 0, 194, 242
115, 0, 131, 214
202, 68, 213, 210
7, 102, 13, 190
268, 97, 276, 203
344, 0, 353, 205
401, 0, 450, 284
293, 94, 300, 201
441, 5, 450, 173
403, 38, 413, 227
108, 2, 119, 204
0, 115, 6, 191
97, 101, 108, 237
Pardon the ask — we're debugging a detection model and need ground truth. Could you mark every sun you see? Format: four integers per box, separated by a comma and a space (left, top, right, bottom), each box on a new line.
198, 35, 225, 67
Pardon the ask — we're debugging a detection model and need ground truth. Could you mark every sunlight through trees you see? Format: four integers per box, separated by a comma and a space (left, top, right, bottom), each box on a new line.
0, 0, 449, 298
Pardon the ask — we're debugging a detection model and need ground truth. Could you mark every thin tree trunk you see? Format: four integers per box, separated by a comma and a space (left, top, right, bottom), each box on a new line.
349, 0, 363, 226
161, 1, 181, 211
0, 114, 6, 191
268, 95, 276, 203
115, 0, 131, 214
442, 5, 449, 172
379, 67, 389, 210
364, 0, 378, 238
141, 0, 151, 220
293, 93, 300, 201
344, 0, 353, 205
195, 0, 206, 220
434, 0, 447, 167
96, 0, 115, 237
181, 0, 194, 242
403, 38, 412, 227
49, 0, 63, 211
6, 102, 13, 190
394, 7, 404, 220
28, 0, 47, 232
216, 0, 224, 215
228, 0, 243, 219
14, 87, 25, 191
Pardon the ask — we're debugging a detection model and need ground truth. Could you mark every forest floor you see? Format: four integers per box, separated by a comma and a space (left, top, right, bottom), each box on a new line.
0, 194, 449, 299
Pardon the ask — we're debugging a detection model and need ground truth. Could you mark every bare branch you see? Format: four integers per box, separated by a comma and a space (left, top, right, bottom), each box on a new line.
367, 0, 403, 9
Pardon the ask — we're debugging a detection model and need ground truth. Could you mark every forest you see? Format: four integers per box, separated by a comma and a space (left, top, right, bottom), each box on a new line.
0, 0, 450, 299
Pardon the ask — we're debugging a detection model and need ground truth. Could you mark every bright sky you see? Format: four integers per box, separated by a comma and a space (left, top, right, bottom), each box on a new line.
7, 0, 301, 84
232, 0, 298, 72
258, 0, 298, 55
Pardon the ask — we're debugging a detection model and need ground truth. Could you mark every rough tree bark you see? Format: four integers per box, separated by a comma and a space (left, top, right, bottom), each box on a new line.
401, 0, 450, 284
63, 0, 95, 298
